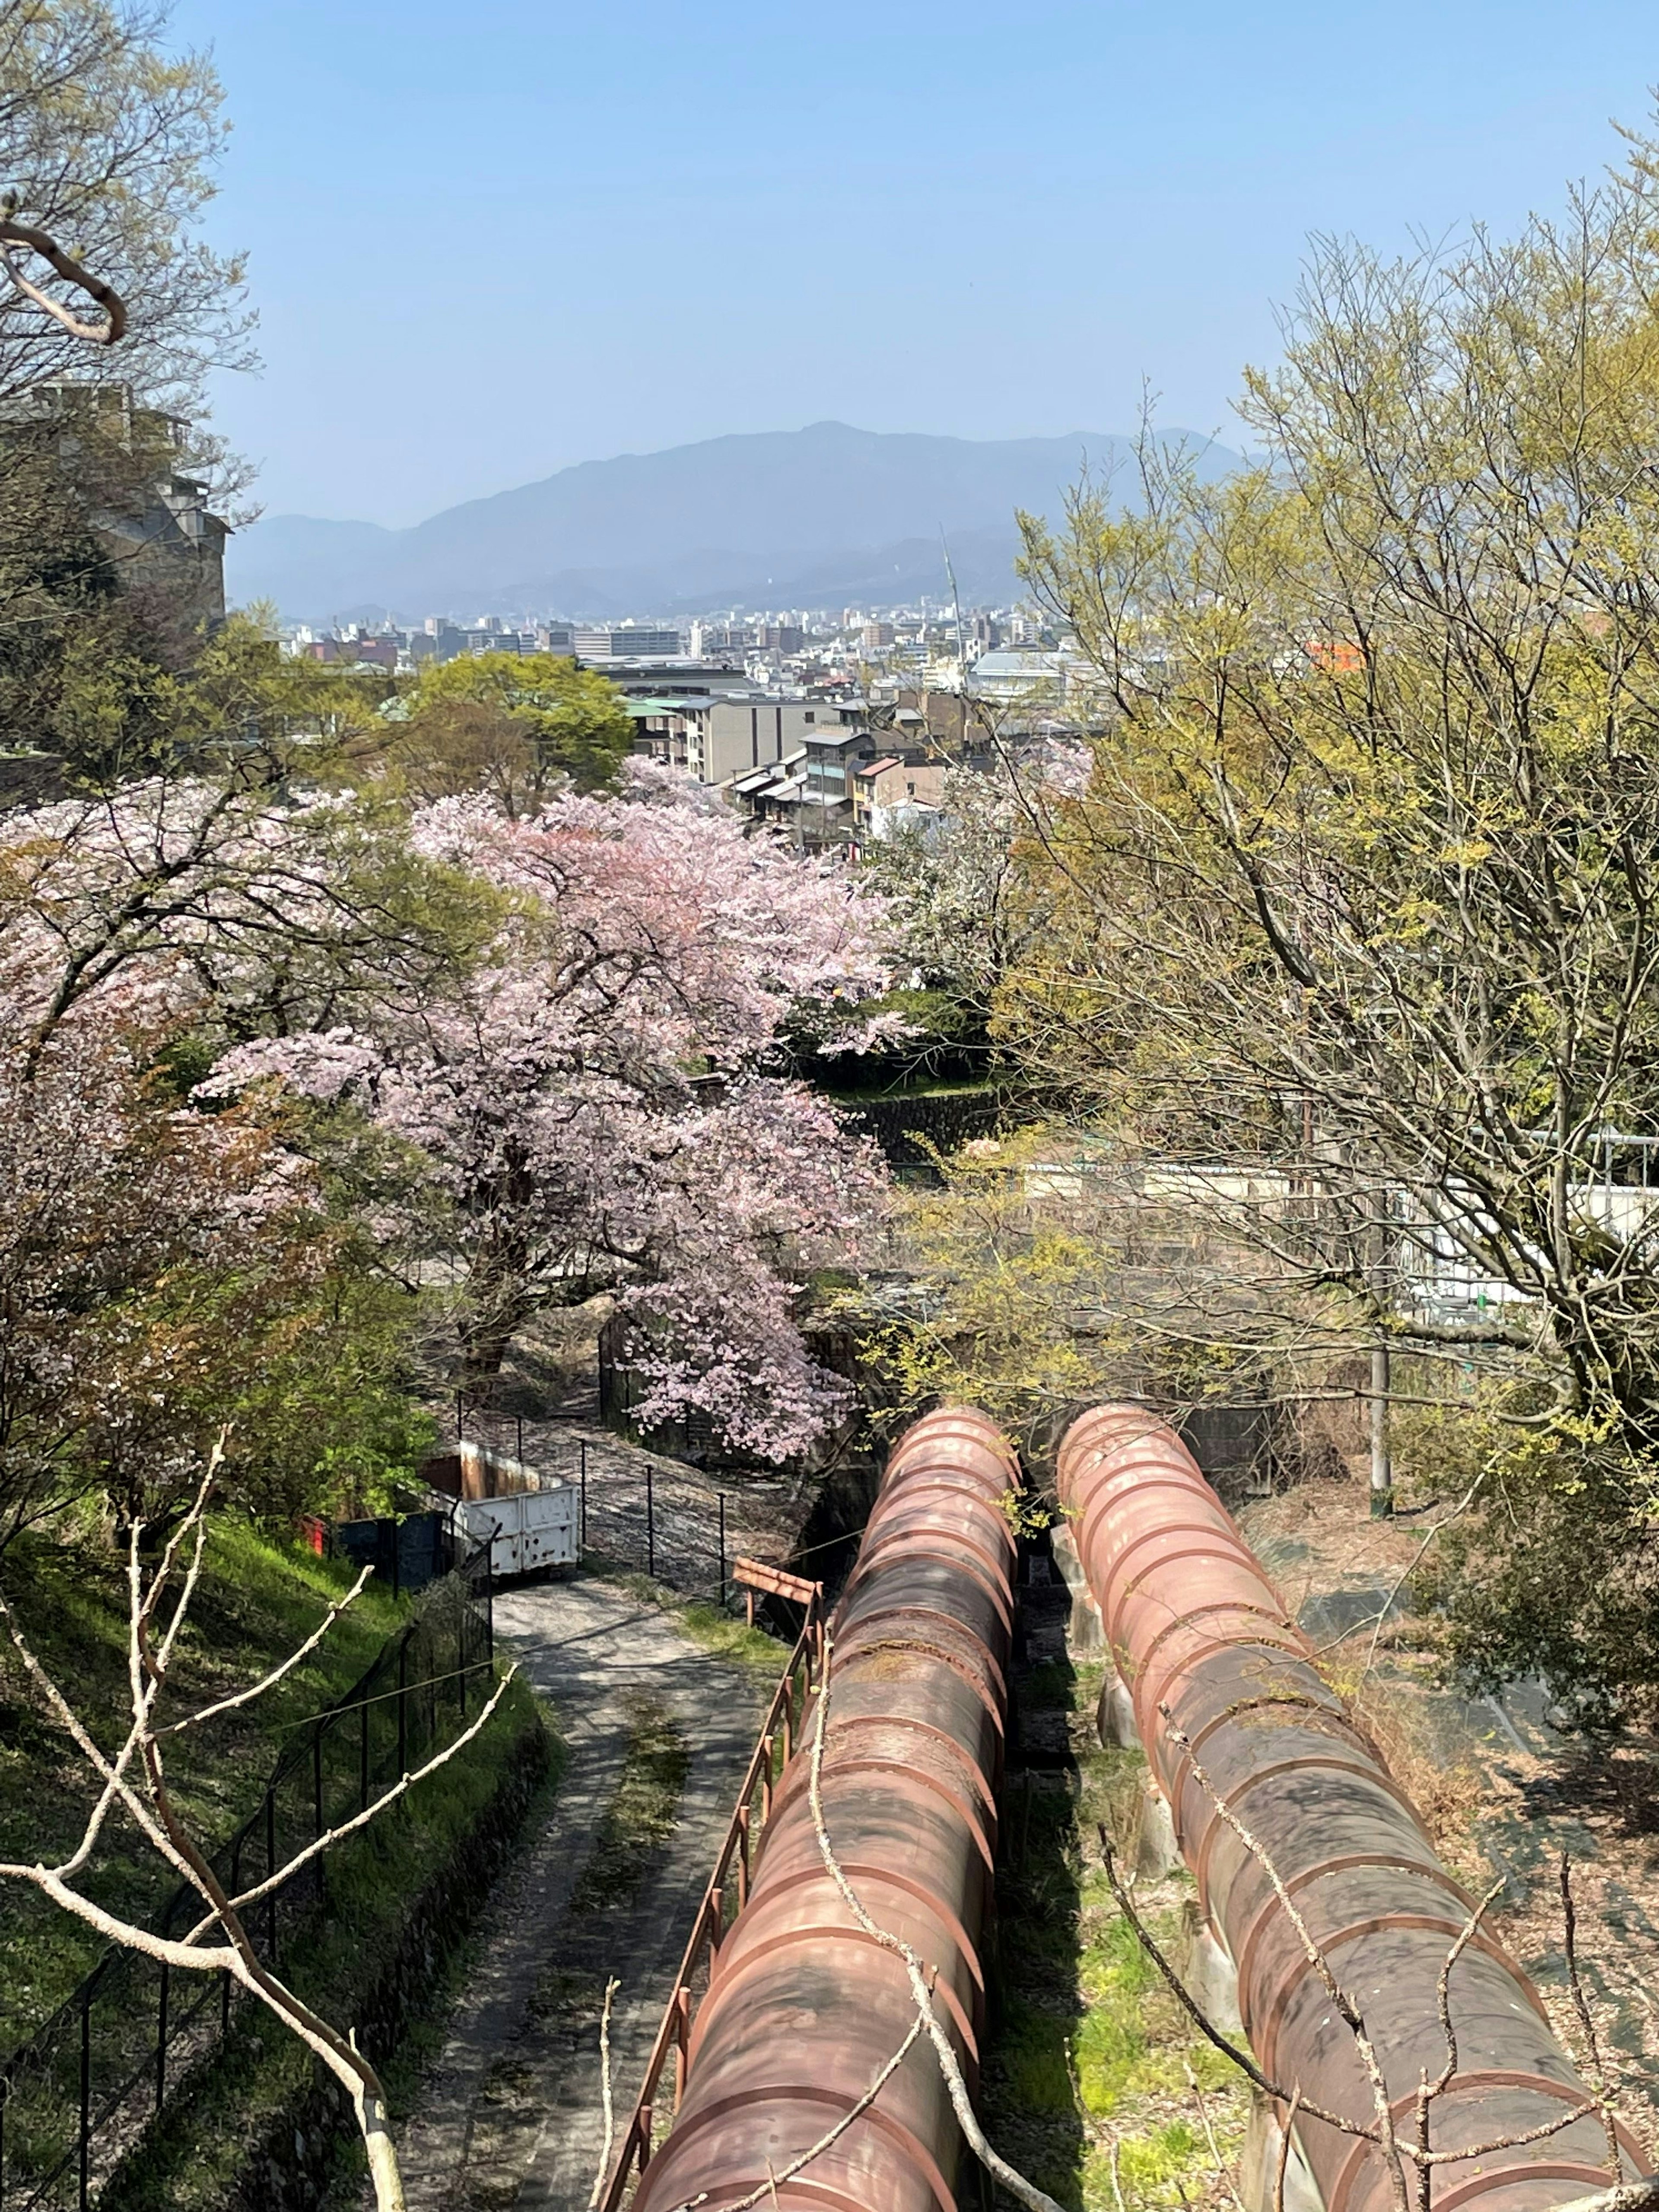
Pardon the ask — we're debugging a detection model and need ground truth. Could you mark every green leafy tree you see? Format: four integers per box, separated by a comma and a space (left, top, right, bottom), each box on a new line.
1003, 128, 1659, 1712
389, 652, 633, 805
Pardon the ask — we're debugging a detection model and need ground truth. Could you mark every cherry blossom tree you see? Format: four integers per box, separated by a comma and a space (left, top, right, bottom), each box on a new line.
0, 768, 481, 1064
210, 776, 894, 1457
0, 1008, 429, 1545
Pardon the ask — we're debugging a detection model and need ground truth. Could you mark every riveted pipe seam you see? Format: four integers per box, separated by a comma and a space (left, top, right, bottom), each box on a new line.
1058, 1403, 1645, 2212
629, 1406, 1017, 2212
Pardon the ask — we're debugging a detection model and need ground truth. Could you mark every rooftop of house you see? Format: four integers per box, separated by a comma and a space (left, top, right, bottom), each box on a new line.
803, 726, 878, 753
729, 747, 809, 794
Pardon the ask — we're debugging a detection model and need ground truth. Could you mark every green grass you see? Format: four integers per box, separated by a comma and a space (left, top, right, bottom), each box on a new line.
678, 1600, 798, 1672
982, 1646, 1249, 2211
0, 1514, 409, 2047
100, 1672, 553, 2212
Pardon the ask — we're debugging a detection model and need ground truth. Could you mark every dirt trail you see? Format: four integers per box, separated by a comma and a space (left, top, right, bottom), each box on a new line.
388, 1575, 768, 2212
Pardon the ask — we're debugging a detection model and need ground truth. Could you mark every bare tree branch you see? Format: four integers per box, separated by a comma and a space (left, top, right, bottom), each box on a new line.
1562, 1850, 1627, 2176
0, 1453, 510, 2212
588, 1977, 622, 2212
0, 218, 127, 343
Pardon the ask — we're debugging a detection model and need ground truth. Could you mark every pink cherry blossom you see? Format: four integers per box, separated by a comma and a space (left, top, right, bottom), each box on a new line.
210, 780, 893, 1458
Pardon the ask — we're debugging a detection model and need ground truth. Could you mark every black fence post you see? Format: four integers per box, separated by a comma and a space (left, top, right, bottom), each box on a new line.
397, 1633, 409, 1775
718, 1491, 728, 1605
265, 1791, 278, 1964
458, 1597, 469, 1719
312, 1729, 324, 1842
484, 1549, 494, 1669
646, 1462, 655, 1580
579, 1439, 588, 1553
224, 1839, 239, 2035
359, 1694, 370, 1813
78, 1987, 89, 2212
156, 1960, 169, 2113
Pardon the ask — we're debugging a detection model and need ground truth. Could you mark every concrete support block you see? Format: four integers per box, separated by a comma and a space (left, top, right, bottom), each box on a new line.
1173, 1902, 1244, 2038
1239, 2091, 1326, 2212
1096, 1670, 1140, 1751
1050, 1523, 1104, 1654
1135, 1785, 1182, 1880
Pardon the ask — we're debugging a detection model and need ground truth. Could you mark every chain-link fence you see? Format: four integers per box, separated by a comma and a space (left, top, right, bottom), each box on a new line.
0, 1554, 493, 2211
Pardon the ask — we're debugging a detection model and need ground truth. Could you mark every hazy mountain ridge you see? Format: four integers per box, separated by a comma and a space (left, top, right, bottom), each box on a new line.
228, 420, 1244, 623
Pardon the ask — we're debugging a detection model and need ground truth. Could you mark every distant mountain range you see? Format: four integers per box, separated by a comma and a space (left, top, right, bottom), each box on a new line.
226, 421, 1244, 625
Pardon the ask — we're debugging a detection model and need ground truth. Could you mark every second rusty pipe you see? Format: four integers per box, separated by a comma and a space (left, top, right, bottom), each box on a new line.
1058, 1402, 1643, 2212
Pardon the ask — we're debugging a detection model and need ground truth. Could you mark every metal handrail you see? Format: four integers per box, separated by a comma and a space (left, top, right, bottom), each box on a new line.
596, 1589, 824, 2212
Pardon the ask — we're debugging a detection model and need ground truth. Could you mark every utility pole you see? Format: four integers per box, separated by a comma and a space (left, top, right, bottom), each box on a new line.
1370, 1341, 1392, 1518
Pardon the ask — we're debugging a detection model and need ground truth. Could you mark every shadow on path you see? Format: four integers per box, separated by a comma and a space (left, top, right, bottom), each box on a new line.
388, 1576, 768, 2212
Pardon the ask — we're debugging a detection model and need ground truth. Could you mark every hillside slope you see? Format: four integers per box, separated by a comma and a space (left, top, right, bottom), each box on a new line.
230, 420, 1243, 622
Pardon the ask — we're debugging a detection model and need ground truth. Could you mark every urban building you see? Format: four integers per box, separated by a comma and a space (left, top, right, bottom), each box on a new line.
689, 621, 756, 655
851, 755, 947, 842
726, 721, 884, 849
302, 632, 399, 669
628, 692, 857, 785
600, 659, 753, 700
574, 625, 685, 659
16, 384, 231, 630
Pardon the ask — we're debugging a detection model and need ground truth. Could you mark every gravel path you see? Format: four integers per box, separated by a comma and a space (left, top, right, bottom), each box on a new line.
390, 1575, 768, 2212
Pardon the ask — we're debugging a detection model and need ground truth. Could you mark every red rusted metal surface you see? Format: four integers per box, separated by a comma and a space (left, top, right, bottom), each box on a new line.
732, 1557, 821, 1607
597, 1590, 827, 2212
622, 1406, 1018, 2212
1058, 1402, 1646, 2212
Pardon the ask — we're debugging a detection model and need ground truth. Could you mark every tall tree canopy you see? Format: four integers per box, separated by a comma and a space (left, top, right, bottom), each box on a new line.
0, 1, 249, 410
210, 774, 893, 1457
1006, 133, 1659, 1713
386, 652, 636, 807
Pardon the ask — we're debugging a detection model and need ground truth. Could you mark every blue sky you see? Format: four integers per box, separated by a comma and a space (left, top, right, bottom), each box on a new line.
166, 0, 1659, 525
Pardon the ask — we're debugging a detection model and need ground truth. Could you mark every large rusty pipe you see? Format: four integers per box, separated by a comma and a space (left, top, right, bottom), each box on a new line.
631, 1408, 1018, 2212
1058, 1404, 1643, 2212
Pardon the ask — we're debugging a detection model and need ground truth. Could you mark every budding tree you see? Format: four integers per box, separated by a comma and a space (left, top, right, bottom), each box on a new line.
1004, 129, 1659, 1707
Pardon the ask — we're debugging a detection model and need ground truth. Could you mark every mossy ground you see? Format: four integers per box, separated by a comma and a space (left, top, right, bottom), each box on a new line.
982, 1641, 1250, 2212
570, 1689, 690, 1912
101, 1671, 553, 2211
0, 1515, 410, 2048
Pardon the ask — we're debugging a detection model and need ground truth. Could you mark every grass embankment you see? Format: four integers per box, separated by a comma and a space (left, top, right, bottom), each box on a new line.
105, 1668, 551, 2211
983, 1653, 1250, 2212
0, 1516, 408, 2049
0, 1513, 557, 2209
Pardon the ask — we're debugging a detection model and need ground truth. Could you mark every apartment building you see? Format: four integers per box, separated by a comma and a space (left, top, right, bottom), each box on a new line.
628, 692, 861, 785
